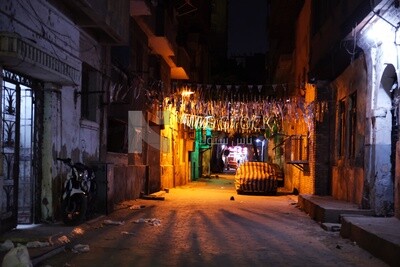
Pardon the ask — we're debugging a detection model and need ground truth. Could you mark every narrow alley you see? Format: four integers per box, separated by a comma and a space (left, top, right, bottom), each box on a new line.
33, 174, 387, 267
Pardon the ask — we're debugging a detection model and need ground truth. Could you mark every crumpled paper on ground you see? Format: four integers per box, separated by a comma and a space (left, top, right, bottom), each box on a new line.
133, 218, 161, 226
103, 220, 125, 225
72, 244, 90, 253
2, 245, 32, 267
0, 240, 14, 252
26, 241, 50, 248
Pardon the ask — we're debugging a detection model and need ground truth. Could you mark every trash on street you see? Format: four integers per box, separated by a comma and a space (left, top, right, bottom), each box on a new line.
103, 220, 125, 225
72, 244, 90, 253
26, 241, 51, 248
133, 218, 161, 226
0, 240, 14, 252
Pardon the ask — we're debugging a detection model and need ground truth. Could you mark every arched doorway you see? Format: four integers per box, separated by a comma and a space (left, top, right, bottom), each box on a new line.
377, 64, 398, 215
381, 64, 398, 182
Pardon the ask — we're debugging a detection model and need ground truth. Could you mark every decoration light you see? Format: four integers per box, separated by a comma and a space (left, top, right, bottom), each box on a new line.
181, 90, 194, 96
165, 83, 325, 137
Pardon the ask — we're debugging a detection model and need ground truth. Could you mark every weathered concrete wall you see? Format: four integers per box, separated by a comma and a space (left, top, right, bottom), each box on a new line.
202, 149, 212, 176
0, 0, 82, 72
332, 167, 364, 205
0, 0, 103, 220
360, 36, 397, 215
396, 142, 400, 219
113, 165, 145, 203
161, 165, 174, 189
331, 55, 367, 206
160, 107, 191, 188
175, 164, 188, 186
107, 150, 144, 206
104, 152, 146, 211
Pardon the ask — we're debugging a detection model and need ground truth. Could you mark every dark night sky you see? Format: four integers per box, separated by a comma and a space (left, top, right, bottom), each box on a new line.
227, 0, 267, 57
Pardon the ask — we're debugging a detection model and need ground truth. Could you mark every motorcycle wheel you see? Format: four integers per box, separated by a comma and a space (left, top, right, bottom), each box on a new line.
61, 193, 88, 226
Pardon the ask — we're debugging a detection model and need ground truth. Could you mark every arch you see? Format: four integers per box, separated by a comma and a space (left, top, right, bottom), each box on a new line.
372, 63, 397, 215
381, 64, 399, 183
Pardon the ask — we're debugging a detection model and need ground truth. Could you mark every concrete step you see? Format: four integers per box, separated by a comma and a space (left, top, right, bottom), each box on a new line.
341, 216, 400, 267
298, 194, 374, 223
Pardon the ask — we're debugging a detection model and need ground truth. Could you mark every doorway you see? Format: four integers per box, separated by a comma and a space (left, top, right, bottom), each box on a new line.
1, 70, 35, 232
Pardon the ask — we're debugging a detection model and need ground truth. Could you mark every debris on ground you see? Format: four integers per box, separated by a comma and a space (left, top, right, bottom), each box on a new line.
26, 241, 51, 248
230, 196, 235, 201
2, 245, 32, 266
129, 205, 146, 210
140, 195, 165, 201
321, 223, 341, 232
57, 235, 71, 244
71, 227, 85, 236
121, 231, 136, 235
0, 239, 14, 251
133, 218, 161, 226
71, 244, 90, 253
103, 220, 125, 225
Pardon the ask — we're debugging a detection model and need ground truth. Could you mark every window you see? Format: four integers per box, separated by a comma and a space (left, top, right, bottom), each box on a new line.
349, 92, 357, 158
337, 99, 346, 157
81, 63, 101, 122
336, 92, 357, 159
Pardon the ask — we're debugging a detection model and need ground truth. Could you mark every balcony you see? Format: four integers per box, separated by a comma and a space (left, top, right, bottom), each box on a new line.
131, 0, 189, 80
0, 33, 80, 85
57, 0, 130, 44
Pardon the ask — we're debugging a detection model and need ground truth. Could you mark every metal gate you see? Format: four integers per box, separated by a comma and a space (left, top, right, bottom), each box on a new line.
1, 70, 35, 232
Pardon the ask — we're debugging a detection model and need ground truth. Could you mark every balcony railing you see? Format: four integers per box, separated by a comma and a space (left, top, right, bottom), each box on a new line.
0, 33, 80, 85
62, 0, 130, 44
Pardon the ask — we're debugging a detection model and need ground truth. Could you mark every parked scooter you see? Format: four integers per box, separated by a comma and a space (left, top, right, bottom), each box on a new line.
57, 158, 97, 225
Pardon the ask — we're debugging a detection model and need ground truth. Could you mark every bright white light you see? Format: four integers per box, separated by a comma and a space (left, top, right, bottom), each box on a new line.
390, 82, 398, 92
181, 90, 194, 96
365, 19, 393, 44
255, 139, 261, 143
17, 224, 40, 229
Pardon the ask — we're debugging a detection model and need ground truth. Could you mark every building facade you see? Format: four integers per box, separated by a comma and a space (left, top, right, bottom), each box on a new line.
269, 0, 400, 218
0, 0, 204, 233
0, 0, 130, 232
307, 0, 400, 217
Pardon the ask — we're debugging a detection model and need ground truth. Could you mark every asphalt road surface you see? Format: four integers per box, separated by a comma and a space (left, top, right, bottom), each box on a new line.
40, 174, 388, 267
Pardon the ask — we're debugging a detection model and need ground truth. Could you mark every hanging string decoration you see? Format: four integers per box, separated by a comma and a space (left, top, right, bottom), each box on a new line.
163, 83, 328, 137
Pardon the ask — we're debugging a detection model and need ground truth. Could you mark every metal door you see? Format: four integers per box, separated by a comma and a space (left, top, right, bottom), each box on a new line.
0, 70, 34, 233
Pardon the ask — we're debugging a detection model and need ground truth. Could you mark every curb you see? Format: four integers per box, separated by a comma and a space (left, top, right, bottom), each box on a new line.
31, 245, 66, 266
341, 216, 400, 267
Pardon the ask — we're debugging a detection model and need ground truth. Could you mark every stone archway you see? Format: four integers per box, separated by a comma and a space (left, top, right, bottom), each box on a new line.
372, 64, 397, 216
